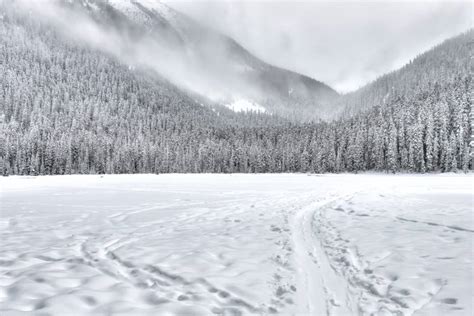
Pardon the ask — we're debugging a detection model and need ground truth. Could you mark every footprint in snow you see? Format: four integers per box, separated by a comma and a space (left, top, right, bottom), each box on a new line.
441, 298, 457, 305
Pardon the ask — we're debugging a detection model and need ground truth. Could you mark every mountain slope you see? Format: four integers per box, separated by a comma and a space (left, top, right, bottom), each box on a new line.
335, 29, 472, 117
57, 0, 339, 121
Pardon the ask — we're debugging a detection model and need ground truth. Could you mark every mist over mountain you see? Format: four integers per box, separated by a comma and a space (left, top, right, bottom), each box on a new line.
170, 0, 472, 94
14, 0, 338, 121
0, 0, 472, 175
335, 30, 472, 118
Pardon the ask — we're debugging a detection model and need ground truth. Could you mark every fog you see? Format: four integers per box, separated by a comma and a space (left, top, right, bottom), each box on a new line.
12, 0, 472, 100
168, 0, 472, 93
14, 0, 264, 105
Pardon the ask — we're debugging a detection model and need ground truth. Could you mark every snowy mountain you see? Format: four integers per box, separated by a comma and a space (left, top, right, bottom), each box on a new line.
54, 0, 339, 120
335, 30, 472, 117
0, 0, 471, 176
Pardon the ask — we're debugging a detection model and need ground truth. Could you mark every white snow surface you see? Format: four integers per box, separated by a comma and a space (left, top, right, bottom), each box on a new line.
224, 99, 266, 113
107, 0, 189, 41
0, 174, 472, 315
107, 0, 168, 27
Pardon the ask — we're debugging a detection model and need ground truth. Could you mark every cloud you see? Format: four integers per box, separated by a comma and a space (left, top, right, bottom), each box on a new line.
11, 0, 472, 98
12, 0, 265, 104
166, 0, 472, 93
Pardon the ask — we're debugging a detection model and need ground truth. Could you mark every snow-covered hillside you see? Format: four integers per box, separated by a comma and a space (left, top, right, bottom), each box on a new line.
107, 0, 185, 38
82, 0, 339, 118
1, 174, 472, 315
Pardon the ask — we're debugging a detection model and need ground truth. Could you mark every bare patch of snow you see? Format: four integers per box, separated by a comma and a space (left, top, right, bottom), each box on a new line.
224, 99, 266, 113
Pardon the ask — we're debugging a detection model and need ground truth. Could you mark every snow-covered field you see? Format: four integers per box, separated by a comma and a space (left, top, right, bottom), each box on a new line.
0, 174, 472, 315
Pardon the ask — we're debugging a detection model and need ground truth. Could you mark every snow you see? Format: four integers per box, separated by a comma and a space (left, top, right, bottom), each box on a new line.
232, 62, 254, 73
107, 0, 156, 26
224, 99, 266, 113
137, 0, 175, 20
108, 0, 189, 42
86, 0, 100, 12
0, 174, 472, 315
107, 0, 136, 13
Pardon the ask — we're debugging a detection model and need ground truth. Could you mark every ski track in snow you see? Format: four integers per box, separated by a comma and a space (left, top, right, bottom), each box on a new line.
0, 174, 472, 315
304, 190, 473, 316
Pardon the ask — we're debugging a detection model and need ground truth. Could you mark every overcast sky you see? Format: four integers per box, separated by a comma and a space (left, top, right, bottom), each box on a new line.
166, 0, 472, 93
